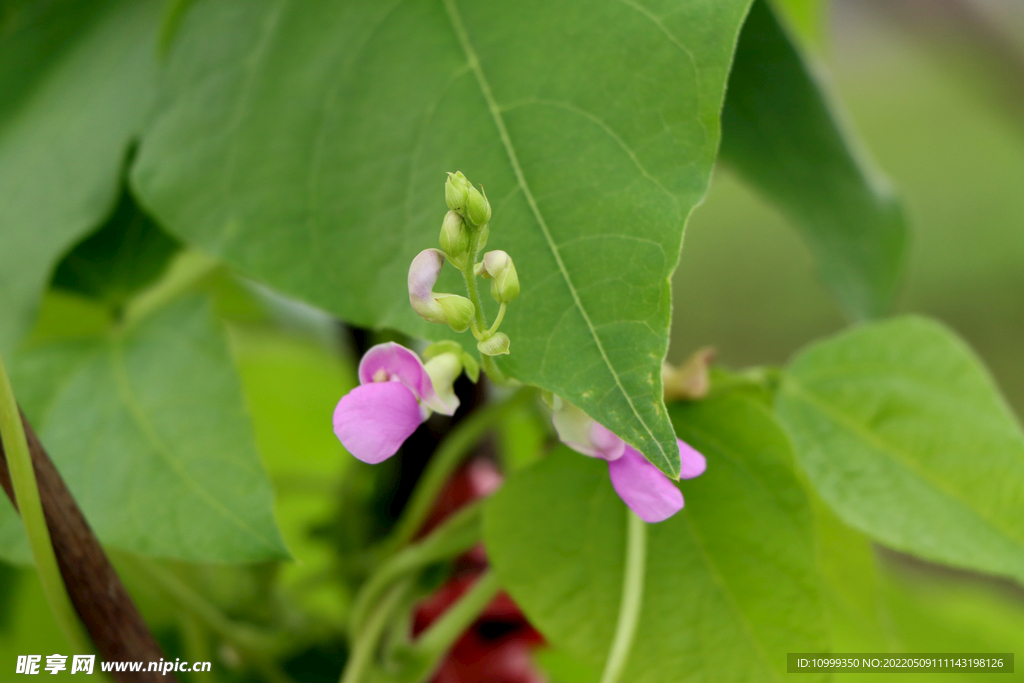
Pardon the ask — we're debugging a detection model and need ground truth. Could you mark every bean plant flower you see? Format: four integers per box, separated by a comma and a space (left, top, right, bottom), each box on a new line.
551, 398, 706, 523
333, 342, 462, 464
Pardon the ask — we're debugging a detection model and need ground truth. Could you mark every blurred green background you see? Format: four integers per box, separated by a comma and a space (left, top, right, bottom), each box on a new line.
671, 0, 1024, 420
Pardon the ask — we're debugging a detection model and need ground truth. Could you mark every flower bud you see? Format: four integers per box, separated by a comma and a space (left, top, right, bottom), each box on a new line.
477, 332, 510, 356
480, 250, 520, 303
424, 351, 463, 414
466, 186, 492, 227
662, 347, 715, 401
424, 340, 479, 383
409, 249, 448, 325
436, 294, 475, 333
445, 172, 471, 213
439, 210, 470, 264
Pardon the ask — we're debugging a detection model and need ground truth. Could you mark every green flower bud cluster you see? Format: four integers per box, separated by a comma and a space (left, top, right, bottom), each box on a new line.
411, 171, 521, 372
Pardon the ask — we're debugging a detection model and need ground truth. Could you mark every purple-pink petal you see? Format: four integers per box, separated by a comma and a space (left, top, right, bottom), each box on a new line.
677, 438, 707, 479
357, 342, 438, 405
589, 421, 626, 461
607, 446, 684, 523
333, 381, 424, 464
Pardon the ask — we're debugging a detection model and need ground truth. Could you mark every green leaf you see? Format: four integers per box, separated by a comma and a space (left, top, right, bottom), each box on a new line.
776, 316, 1024, 583
131, 0, 756, 477
719, 0, 907, 320
484, 394, 827, 682
0, 0, 160, 355
0, 296, 287, 564
51, 186, 180, 310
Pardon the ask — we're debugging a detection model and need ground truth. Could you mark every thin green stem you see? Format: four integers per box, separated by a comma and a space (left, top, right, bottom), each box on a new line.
598, 510, 647, 683
413, 570, 500, 657
0, 352, 91, 654
349, 502, 482, 635
340, 578, 413, 683
383, 387, 532, 553
480, 354, 510, 386
458, 227, 488, 334
486, 302, 507, 336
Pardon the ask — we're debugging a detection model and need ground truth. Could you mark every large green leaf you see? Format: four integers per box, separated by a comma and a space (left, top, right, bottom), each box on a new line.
0, 0, 159, 355
776, 316, 1024, 583
484, 394, 827, 682
0, 295, 287, 564
131, 0, 756, 477
719, 0, 906, 320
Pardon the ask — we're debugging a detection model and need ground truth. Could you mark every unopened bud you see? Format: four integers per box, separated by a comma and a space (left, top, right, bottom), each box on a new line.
477, 332, 510, 356
409, 249, 448, 325
424, 340, 480, 383
439, 210, 469, 263
480, 250, 520, 303
445, 172, 471, 213
662, 347, 715, 401
424, 351, 463, 415
466, 186, 492, 227
436, 294, 475, 333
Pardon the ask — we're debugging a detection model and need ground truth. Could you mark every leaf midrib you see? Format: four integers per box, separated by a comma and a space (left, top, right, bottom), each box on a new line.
441, 0, 672, 475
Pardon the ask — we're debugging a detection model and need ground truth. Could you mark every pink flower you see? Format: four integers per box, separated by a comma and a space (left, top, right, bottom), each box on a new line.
552, 400, 706, 523
333, 343, 460, 464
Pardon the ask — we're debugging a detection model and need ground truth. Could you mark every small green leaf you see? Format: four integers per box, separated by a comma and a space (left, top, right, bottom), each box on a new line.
0, 296, 287, 564
776, 316, 1024, 582
0, 0, 159, 355
720, 0, 907, 320
131, 0, 757, 477
484, 394, 827, 682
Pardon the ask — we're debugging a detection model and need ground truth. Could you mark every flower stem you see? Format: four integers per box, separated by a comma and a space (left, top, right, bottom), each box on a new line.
413, 569, 500, 658
339, 578, 414, 683
458, 227, 489, 335
486, 302, 507, 336
0, 351, 92, 654
598, 510, 646, 683
383, 386, 532, 553
349, 502, 482, 635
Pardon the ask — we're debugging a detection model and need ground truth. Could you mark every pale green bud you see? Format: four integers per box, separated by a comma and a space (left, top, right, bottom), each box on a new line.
436, 294, 475, 333
439, 210, 469, 264
445, 172, 471, 213
423, 352, 463, 415
424, 340, 479, 383
480, 250, 520, 303
423, 340, 464, 360
466, 186, 492, 227
477, 332, 510, 356
477, 223, 489, 250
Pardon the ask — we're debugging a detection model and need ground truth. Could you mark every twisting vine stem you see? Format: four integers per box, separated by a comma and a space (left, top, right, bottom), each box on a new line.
0, 351, 91, 653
